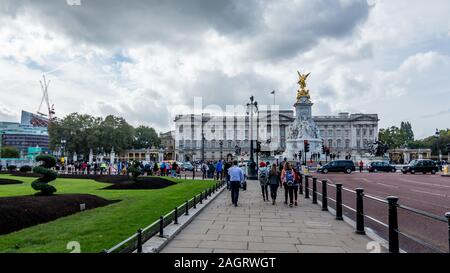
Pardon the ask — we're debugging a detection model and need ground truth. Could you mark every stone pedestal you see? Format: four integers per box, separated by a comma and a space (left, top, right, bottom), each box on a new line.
283, 99, 323, 161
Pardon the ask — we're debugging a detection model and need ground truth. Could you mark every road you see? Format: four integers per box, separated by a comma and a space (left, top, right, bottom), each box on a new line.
312, 172, 450, 252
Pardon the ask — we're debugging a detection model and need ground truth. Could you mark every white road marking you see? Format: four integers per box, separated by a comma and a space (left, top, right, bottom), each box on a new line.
397, 178, 450, 189
377, 183, 399, 189
410, 189, 446, 197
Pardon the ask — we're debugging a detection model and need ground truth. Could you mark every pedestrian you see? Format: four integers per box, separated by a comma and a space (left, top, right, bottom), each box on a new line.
239, 161, 247, 191
281, 162, 298, 207
359, 160, 364, 173
258, 162, 269, 202
216, 160, 223, 181
160, 161, 166, 176
172, 161, 178, 177
228, 160, 244, 207
224, 160, 232, 190
292, 168, 301, 206
268, 163, 280, 205
201, 162, 207, 179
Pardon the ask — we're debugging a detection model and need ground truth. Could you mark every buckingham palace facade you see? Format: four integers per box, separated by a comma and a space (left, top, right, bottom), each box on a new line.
174, 111, 379, 162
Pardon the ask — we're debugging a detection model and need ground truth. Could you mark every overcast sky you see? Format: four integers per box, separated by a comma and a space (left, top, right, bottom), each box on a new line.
0, 0, 449, 139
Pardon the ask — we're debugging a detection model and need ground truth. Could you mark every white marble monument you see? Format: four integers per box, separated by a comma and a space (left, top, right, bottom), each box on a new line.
283, 71, 323, 161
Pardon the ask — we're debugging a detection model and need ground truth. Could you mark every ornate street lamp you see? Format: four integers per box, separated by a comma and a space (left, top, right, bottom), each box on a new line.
246, 96, 258, 179
219, 140, 223, 161
435, 129, 441, 161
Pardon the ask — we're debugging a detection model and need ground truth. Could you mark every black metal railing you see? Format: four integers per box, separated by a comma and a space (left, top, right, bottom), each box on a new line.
103, 180, 225, 253
301, 174, 450, 253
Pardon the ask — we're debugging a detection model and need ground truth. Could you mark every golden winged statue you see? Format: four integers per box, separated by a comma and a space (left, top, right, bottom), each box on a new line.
296, 71, 311, 102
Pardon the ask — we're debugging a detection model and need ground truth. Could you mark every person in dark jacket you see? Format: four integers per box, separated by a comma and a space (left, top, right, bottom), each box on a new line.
268, 163, 280, 205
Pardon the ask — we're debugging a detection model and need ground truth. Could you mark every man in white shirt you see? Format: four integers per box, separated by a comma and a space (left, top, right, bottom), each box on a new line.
228, 160, 244, 207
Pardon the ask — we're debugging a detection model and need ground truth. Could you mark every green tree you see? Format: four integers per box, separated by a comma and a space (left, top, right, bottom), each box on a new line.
98, 115, 135, 154
132, 126, 161, 149
409, 129, 450, 156
400, 122, 414, 146
378, 121, 416, 149
0, 146, 20, 158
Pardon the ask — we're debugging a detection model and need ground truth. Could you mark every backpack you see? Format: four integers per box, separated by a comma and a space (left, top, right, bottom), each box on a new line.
285, 170, 294, 186
258, 168, 268, 184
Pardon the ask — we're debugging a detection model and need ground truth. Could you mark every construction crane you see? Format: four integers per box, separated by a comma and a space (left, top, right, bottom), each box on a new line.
37, 74, 55, 121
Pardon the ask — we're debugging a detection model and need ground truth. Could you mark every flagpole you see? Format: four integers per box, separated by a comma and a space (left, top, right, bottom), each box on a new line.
272, 90, 276, 105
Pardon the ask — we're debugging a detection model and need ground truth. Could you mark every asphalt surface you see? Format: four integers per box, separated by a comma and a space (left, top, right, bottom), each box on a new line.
313, 171, 450, 253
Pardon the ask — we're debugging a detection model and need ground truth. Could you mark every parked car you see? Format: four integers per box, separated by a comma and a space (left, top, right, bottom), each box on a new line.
368, 161, 396, 173
317, 160, 356, 174
401, 159, 439, 174
181, 162, 194, 171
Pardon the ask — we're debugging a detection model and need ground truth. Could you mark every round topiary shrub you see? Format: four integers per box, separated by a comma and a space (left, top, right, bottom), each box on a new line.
7, 165, 17, 172
127, 161, 142, 181
31, 155, 57, 196
19, 165, 32, 173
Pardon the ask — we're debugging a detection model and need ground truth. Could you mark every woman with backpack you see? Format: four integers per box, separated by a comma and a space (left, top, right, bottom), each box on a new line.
268, 163, 280, 205
258, 162, 269, 202
281, 162, 298, 207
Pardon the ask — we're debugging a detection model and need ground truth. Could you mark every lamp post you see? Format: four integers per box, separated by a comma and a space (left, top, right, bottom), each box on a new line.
219, 140, 223, 161
246, 96, 258, 180
435, 129, 441, 162
201, 113, 205, 163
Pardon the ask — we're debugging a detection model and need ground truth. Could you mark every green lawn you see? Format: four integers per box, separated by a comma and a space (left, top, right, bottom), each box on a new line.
0, 174, 216, 253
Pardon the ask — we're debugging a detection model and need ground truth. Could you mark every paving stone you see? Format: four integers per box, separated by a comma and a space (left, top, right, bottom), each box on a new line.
296, 245, 346, 253
175, 234, 219, 241
263, 236, 300, 244
223, 225, 262, 231
218, 235, 263, 243
168, 240, 201, 248
249, 242, 297, 252
161, 247, 213, 253
262, 226, 300, 232
198, 240, 248, 250
207, 229, 249, 236
249, 230, 290, 237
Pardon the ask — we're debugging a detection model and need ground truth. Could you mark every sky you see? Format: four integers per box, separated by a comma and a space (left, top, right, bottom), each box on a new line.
0, 0, 449, 139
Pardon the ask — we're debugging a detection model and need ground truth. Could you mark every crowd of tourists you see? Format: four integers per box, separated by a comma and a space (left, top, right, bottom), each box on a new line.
53, 160, 186, 177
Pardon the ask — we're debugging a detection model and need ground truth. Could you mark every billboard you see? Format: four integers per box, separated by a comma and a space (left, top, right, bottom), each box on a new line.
20, 110, 49, 127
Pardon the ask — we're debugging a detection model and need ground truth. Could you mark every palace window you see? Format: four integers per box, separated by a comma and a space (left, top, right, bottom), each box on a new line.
328, 139, 333, 148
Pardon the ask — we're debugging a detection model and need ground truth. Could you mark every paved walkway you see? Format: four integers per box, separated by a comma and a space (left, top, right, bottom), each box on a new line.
161, 180, 377, 253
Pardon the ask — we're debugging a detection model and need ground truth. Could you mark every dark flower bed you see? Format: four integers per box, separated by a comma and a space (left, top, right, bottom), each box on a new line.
0, 194, 118, 235
0, 178, 23, 185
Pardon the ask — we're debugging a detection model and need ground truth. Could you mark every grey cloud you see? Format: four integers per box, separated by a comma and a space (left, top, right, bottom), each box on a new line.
186, 70, 280, 108
1, 0, 263, 49
2, 0, 371, 61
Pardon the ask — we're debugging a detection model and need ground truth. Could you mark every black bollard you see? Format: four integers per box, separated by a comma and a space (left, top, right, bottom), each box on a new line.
312, 177, 318, 204
446, 212, 450, 253
299, 175, 303, 195
355, 188, 365, 235
193, 196, 196, 209
174, 207, 179, 224
304, 176, 310, 199
387, 196, 399, 253
335, 184, 343, 220
185, 200, 189, 216
322, 179, 328, 211
136, 228, 143, 253
199, 192, 203, 204
159, 216, 164, 237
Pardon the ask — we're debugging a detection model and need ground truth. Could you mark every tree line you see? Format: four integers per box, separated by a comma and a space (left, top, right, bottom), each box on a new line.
48, 113, 161, 156
378, 121, 450, 155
